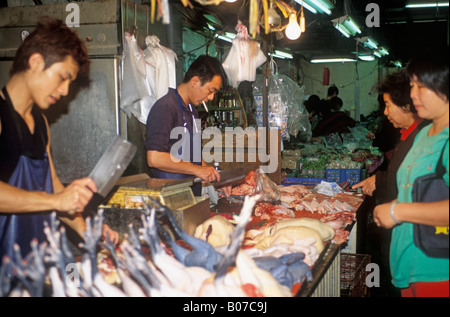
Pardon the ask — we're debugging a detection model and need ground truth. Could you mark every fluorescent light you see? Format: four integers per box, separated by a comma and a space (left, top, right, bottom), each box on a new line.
346, 17, 362, 34
406, 3, 449, 8
385, 21, 408, 24
414, 19, 448, 23
215, 34, 233, 43
332, 15, 361, 37
294, 0, 318, 14
379, 47, 389, 56
358, 55, 376, 61
334, 24, 351, 38
273, 50, 293, 59
225, 32, 236, 39
307, 0, 333, 15
373, 48, 388, 58
310, 58, 356, 63
363, 38, 378, 49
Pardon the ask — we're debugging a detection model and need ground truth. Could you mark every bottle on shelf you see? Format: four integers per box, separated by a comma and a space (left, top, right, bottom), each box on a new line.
218, 90, 224, 108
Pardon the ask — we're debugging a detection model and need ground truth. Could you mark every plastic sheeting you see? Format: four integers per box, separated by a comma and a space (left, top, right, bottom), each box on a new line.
253, 65, 311, 141
144, 35, 177, 101
222, 23, 266, 88
120, 33, 177, 124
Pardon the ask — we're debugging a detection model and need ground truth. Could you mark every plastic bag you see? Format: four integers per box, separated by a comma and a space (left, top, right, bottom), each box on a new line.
143, 35, 177, 101
323, 133, 343, 148
222, 23, 266, 88
314, 181, 343, 196
348, 125, 373, 150
253, 61, 311, 141
120, 33, 157, 124
253, 167, 280, 202
341, 132, 358, 153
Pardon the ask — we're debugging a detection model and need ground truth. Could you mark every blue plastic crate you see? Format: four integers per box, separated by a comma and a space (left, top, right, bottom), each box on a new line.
344, 169, 361, 186
282, 177, 327, 186
326, 169, 361, 186
325, 169, 342, 183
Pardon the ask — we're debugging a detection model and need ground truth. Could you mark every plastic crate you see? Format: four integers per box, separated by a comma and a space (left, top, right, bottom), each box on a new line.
326, 168, 361, 186
340, 253, 371, 297
281, 177, 326, 186
325, 169, 342, 183
345, 169, 361, 186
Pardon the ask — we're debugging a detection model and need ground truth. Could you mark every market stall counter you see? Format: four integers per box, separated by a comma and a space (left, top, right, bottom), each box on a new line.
211, 169, 366, 297
100, 169, 367, 297
0, 170, 367, 297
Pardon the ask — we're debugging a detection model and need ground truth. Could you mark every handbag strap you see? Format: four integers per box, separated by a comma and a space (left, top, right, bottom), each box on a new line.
435, 138, 449, 177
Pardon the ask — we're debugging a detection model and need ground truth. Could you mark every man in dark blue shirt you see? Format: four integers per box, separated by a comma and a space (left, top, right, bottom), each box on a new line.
145, 55, 230, 196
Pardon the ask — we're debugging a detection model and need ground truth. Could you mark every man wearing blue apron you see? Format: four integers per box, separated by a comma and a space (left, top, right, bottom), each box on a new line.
146, 55, 230, 196
0, 18, 118, 262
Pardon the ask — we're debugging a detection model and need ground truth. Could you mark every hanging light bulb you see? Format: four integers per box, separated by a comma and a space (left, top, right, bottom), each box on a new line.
299, 6, 306, 33
285, 12, 301, 40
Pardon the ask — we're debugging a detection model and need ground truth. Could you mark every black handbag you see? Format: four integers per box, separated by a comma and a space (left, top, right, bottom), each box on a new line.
412, 139, 449, 258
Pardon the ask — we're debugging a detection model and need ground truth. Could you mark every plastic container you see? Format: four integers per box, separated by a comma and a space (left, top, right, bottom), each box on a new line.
326, 168, 361, 186
281, 177, 327, 187
340, 253, 371, 297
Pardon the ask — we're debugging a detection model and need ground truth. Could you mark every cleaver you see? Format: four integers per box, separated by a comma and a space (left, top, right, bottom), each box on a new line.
194, 167, 246, 189
81, 136, 137, 217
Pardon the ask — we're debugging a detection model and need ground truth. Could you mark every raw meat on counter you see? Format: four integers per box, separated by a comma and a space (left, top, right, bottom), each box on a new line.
230, 171, 363, 246
230, 170, 256, 196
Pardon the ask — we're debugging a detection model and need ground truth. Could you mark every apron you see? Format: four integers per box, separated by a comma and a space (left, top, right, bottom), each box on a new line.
0, 87, 53, 262
151, 90, 202, 196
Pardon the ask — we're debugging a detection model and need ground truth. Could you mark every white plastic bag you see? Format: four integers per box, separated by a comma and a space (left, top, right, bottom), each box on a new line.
314, 181, 343, 196
222, 23, 266, 88
143, 35, 177, 100
120, 33, 156, 124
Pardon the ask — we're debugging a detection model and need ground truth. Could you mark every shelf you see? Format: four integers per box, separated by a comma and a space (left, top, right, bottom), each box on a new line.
200, 107, 242, 112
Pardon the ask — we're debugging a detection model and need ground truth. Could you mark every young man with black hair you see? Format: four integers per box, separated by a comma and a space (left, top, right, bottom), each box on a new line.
146, 55, 231, 196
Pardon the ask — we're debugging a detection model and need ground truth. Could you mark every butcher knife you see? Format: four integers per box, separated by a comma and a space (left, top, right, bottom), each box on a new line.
194, 167, 246, 189
81, 136, 137, 217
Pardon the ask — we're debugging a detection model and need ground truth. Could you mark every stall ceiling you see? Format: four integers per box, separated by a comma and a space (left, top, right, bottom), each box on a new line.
180, 0, 449, 65
2, 0, 448, 65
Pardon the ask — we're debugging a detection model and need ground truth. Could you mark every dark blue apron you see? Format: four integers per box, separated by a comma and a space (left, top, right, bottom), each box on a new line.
151, 90, 202, 196
0, 87, 53, 262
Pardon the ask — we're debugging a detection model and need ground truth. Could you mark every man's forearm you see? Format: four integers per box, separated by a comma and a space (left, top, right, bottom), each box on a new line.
147, 150, 200, 176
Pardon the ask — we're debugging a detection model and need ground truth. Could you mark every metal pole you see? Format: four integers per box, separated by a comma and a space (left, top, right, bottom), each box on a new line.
262, 33, 270, 155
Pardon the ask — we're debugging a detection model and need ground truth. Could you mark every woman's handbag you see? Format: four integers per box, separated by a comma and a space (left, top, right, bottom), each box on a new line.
412, 139, 449, 258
